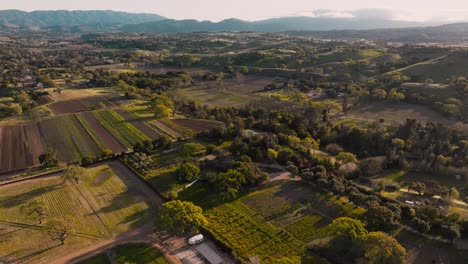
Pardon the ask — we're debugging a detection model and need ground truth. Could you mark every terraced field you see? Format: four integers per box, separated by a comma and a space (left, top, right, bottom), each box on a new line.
0, 162, 157, 264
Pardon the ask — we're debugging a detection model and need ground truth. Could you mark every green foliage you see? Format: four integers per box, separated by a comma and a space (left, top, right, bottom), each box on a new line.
39, 148, 59, 167
331, 217, 368, 241
20, 199, 47, 224
335, 152, 358, 164
151, 93, 174, 118
363, 232, 406, 264
177, 162, 200, 182
183, 142, 206, 157
61, 165, 86, 184
115, 244, 169, 264
155, 200, 207, 235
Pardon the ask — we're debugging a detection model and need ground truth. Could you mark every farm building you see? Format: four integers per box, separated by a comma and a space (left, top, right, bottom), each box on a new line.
195, 242, 224, 264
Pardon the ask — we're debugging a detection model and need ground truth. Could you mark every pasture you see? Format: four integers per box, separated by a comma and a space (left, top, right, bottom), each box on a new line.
170, 86, 251, 107
0, 161, 159, 264
399, 53, 468, 82
345, 101, 452, 124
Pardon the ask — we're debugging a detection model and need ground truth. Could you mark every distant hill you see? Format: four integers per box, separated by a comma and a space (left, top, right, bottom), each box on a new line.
0, 10, 165, 28
120, 16, 431, 33
292, 22, 468, 43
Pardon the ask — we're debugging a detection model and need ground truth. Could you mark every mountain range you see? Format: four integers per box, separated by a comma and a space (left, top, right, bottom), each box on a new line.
1, 9, 468, 43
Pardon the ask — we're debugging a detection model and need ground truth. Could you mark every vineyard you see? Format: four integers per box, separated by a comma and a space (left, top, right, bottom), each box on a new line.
93, 110, 150, 149
0, 162, 157, 264
114, 109, 162, 139
205, 204, 304, 263
202, 180, 365, 263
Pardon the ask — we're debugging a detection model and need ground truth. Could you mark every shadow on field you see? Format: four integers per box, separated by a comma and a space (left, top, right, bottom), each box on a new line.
0, 183, 64, 209
120, 208, 151, 229
90, 191, 147, 217
3, 244, 61, 263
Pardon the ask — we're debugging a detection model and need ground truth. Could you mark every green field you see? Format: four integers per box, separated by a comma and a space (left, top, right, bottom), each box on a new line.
400, 53, 468, 82
0, 162, 156, 263
93, 110, 150, 148
39, 114, 102, 162
80, 244, 168, 264
197, 181, 364, 263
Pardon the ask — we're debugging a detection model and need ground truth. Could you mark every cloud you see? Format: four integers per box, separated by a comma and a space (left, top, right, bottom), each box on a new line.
289, 8, 468, 22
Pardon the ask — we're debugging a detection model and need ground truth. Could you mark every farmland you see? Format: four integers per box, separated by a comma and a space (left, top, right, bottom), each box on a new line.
170, 85, 251, 107
92, 110, 150, 149
0, 161, 159, 264
48, 96, 115, 114
171, 118, 223, 133
39, 115, 102, 162
198, 180, 364, 263
114, 109, 162, 139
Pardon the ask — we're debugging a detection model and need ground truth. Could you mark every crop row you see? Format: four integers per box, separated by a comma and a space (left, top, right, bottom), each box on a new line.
93, 110, 150, 149
39, 115, 102, 162
241, 185, 301, 221
284, 214, 331, 243
205, 205, 304, 263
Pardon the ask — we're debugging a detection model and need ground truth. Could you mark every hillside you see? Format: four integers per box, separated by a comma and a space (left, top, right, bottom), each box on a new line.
0, 10, 165, 27
121, 16, 430, 33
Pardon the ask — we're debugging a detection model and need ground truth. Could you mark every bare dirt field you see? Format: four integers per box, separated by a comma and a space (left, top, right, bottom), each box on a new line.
80, 112, 127, 153
46, 88, 117, 101
48, 96, 116, 114
171, 118, 223, 133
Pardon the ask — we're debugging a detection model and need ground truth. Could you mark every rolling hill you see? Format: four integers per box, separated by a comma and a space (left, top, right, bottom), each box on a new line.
0, 10, 165, 28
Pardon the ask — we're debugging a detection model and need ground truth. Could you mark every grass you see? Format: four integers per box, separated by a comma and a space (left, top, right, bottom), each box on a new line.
0, 163, 154, 263
378, 169, 465, 189
170, 85, 250, 107
115, 244, 169, 264
79, 244, 168, 264
140, 165, 179, 198
93, 110, 150, 148
395, 229, 468, 264
159, 118, 197, 138
39, 114, 102, 162
400, 53, 468, 82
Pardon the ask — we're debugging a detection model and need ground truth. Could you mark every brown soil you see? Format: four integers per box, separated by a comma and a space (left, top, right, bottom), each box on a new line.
81, 112, 127, 153
48, 96, 115, 114
171, 119, 222, 132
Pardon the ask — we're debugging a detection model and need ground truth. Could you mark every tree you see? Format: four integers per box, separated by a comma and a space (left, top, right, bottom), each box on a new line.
441, 224, 461, 243
336, 152, 357, 164
365, 203, 397, 231
20, 199, 47, 224
359, 158, 384, 177
331, 217, 368, 241
364, 232, 406, 264
38, 148, 59, 167
408, 182, 425, 195
449, 187, 460, 200
177, 162, 200, 182
46, 220, 70, 245
155, 200, 207, 235
61, 165, 86, 184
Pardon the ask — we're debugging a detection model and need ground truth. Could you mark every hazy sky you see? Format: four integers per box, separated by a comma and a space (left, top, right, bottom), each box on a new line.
2, 0, 468, 22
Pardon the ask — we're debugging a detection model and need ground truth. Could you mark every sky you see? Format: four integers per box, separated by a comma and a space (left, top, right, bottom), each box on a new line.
2, 0, 468, 22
